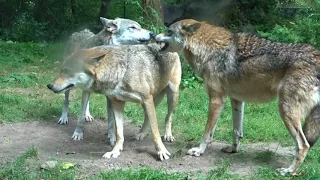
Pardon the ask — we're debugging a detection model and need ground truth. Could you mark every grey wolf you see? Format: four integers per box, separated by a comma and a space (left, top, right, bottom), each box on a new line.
155, 19, 320, 175
58, 17, 154, 144
47, 44, 181, 160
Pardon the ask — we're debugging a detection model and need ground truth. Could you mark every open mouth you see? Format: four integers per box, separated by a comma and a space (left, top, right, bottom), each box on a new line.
156, 41, 169, 51
47, 83, 75, 93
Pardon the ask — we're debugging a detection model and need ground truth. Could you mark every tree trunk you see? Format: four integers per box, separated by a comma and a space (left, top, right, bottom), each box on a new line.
71, 0, 76, 16
143, 0, 164, 25
98, 0, 111, 20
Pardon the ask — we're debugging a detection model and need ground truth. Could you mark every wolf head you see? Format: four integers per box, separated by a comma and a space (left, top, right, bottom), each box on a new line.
47, 50, 104, 93
155, 19, 201, 52
100, 17, 154, 45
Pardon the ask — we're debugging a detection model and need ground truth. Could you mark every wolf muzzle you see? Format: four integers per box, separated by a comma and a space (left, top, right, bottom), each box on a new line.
47, 84, 75, 93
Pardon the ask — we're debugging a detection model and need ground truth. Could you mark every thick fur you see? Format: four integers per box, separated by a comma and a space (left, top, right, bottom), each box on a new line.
155, 19, 320, 175
48, 44, 181, 160
58, 17, 153, 145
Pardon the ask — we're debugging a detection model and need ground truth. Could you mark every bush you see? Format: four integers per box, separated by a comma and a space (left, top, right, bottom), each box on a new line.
4, 13, 48, 42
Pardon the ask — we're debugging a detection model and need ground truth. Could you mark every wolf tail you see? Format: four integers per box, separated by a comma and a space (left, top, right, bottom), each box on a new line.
303, 104, 320, 147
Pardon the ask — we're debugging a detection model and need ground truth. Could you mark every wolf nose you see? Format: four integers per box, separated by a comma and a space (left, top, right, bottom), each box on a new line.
149, 32, 155, 38
47, 84, 53, 90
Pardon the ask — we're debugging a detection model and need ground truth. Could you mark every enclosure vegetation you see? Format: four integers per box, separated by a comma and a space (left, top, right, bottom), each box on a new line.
0, 0, 320, 179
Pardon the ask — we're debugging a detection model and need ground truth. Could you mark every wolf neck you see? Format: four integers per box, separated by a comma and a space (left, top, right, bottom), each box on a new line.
184, 24, 237, 77
91, 29, 113, 46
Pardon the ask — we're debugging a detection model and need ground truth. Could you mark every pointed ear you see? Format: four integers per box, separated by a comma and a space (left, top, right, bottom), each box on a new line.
100, 17, 118, 33
89, 54, 106, 65
182, 23, 201, 35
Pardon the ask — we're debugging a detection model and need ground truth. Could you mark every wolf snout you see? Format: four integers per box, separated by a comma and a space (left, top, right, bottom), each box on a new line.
47, 84, 54, 90
149, 32, 155, 38
47, 83, 75, 93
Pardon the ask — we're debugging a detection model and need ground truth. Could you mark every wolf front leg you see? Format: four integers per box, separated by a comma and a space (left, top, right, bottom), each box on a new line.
144, 97, 171, 160
58, 90, 70, 124
187, 93, 226, 156
221, 98, 244, 153
72, 91, 90, 140
84, 100, 94, 122
103, 99, 125, 158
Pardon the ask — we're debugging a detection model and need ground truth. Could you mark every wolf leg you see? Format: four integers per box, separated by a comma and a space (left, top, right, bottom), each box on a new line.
144, 97, 170, 160
221, 98, 244, 153
84, 99, 94, 122
106, 97, 116, 145
275, 77, 317, 176
187, 93, 226, 156
72, 91, 90, 140
277, 102, 310, 176
58, 90, 70, 124
163, 82, 180, 142
103, 99, 125, 158
135, 91, 166, 140
303, 105, 320, 147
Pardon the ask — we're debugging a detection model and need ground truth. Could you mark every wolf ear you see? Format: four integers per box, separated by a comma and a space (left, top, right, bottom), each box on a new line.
100, 17, 118, 33
182, 23, 201, 35
90, 54, 106, 64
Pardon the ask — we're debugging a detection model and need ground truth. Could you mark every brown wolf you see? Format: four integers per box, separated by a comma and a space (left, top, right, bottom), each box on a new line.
47, 44, 181, 160
60, 17, 153, 125
58, 17, 154, 145
155, 19, 320, 175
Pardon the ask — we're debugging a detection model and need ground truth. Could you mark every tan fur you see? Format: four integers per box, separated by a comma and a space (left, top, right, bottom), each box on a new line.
48, 44, 181, 160
155, 19, 320, 175
56, 17, 154, 130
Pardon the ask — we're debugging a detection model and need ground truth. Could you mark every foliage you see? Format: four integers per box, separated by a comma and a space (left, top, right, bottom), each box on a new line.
257, 2, 320, 49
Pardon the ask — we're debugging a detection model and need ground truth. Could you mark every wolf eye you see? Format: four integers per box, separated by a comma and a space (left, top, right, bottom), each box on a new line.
129, 26, 136, 30
167, 30, 173, 36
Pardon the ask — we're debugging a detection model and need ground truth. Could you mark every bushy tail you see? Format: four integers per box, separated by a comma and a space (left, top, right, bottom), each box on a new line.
303, 105, 320, 147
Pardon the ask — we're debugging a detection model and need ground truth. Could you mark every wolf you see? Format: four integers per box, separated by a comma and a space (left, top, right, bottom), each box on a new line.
155, 19, 320, 175
59, 17, 153, 124
47, 44, 181, 160
58, 17, 154, 144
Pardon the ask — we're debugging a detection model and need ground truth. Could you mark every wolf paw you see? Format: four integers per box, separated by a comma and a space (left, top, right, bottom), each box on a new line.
103, 150, 121, 158
71, 130, 83, 140
187, 147, 203, 157
85, 114, 94, 122
57, 115, 68, 124
163, 133, 175, 142
107, 133, 116, 146
221, 145, 239, 153
135, 132, 148, 141
158, 149, 171, 161
276, 167, 299, 176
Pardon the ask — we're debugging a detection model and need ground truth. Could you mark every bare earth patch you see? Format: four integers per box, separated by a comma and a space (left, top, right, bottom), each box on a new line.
0, 119, 294, 177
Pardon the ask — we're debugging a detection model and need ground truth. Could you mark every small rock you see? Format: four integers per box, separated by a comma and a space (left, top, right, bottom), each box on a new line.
40, 161, 58, 170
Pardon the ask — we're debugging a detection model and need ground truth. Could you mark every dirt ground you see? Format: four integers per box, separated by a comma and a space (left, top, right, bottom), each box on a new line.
0, 118, 295, 177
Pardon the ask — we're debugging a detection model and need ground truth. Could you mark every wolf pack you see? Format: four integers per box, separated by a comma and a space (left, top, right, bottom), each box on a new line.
47, 17, 320, 176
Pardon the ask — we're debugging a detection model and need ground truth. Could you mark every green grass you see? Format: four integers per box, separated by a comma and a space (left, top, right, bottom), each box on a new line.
1, 41, 320, 179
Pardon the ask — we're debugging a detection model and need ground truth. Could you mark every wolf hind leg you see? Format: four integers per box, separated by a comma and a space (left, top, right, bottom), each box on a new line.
303, 104, 320, 147
135, 90, 166, 140
163, 81, 180, 142
163, 60, 181, 142
277, 102, 310, 176
107, 97, 116, 145
276, 83, 317, 176
221, 98, 244, 153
